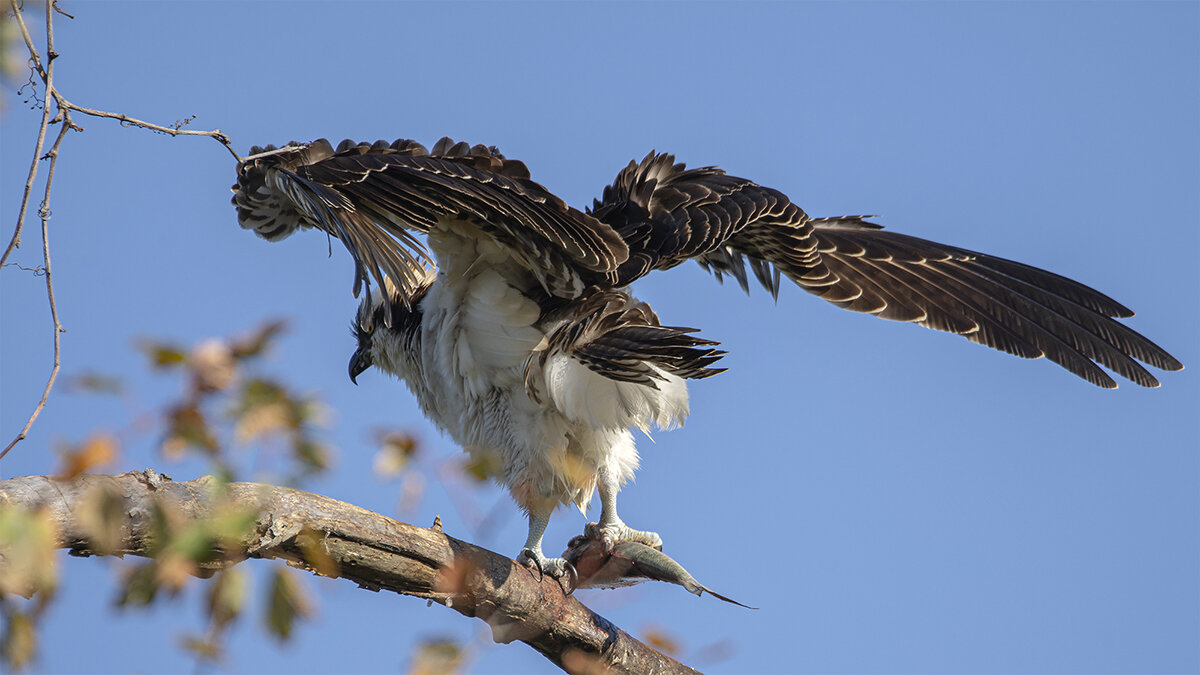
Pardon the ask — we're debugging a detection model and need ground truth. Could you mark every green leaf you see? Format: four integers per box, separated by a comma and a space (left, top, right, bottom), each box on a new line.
179, 635, 222, 663
462, 449, 502, 483
205, 503, 261, 550
138, 340, 187, 369
116, 562, 159, 607
230, 320, 288, 360
265, 567, 311, 642
162, 404, 218, 457
237, 378, 287, 412
293, 439, 330, 473
67, 372, 125, 395
0, 506, 58, 598
0, 609, 36, 672
373, 431, 418, 478
206, 568, 247, 631
408, 639, 463, 675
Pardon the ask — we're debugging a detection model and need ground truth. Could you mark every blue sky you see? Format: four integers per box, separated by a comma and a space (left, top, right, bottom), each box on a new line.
2, 2, 1197, 673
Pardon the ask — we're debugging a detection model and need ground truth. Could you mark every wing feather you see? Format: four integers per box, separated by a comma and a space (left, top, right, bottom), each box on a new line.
233, 138, 629, 322
801, 224, 1181, 387
525, 289, 726, 401
589, 152, 1181, 387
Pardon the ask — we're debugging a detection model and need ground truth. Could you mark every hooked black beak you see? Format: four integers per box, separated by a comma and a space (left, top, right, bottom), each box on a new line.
349, 347, 372, 385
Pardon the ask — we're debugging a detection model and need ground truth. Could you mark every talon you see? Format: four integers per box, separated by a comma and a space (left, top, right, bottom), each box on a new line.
561, 561, 578, 596
518, 548, 545, 581
586, 522, 663, 552
518, 547, 572, 584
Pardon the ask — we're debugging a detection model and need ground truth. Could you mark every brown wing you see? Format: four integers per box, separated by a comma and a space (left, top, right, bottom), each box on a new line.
591, 152, 1182, 388
233, 138, 629, 322
790, 218, 1184, 388
591, 151, 802, 293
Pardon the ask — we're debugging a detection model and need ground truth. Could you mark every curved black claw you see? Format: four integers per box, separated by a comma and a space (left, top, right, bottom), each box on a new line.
559, 561, 579, 596
517, 547, 573, 591
517, 548, 545, 582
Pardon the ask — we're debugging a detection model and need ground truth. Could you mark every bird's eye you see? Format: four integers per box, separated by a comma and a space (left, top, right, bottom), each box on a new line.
350, 319, 372, 341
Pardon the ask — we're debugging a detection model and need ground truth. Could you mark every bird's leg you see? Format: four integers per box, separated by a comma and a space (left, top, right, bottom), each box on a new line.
586, 464, 663, 552
517, 498, 573, 579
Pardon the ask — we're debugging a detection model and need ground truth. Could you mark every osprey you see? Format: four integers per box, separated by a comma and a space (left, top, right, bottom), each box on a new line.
233, 137, 1182, 577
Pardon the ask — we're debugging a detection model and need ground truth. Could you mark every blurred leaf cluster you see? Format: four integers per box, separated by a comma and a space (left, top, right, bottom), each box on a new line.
1, 2, 37, 116
0, 506, 57, 670
408, 638, 466, 675
141, 320, 332, 483
3, 321, 339, 670
0, 316, 500, 672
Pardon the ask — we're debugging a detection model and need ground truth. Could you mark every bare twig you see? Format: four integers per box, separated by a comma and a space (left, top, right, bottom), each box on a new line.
2, 0, 52, 266
7, 0, 46, 80
1, 110, 72, 461
1, 262, 47, 275
51, 96, 239, 159
2, 0, 63, 460
0, 471, 700, 674
3, 0, 240, 265
3, 0, 242, 457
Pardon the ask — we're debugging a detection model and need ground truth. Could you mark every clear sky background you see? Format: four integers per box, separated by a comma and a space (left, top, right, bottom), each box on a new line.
2, 2, 1197, 674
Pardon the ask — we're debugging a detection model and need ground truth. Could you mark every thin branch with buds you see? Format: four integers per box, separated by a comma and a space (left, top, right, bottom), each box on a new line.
50, 98, 239, 156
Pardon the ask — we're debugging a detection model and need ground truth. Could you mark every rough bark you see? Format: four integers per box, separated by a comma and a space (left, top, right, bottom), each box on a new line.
0, 470, 697, 674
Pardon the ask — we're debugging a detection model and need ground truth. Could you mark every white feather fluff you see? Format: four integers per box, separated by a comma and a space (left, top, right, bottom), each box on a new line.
542, 355, 689, 433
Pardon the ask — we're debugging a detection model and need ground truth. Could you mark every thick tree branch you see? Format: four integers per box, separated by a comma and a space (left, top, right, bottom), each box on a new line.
0, 471, 698, 674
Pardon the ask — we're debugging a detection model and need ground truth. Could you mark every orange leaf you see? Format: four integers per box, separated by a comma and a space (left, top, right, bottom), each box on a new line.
56, 433, 118, 479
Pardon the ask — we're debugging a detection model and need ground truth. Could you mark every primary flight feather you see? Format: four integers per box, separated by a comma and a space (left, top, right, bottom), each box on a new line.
233, 137, 1182, 576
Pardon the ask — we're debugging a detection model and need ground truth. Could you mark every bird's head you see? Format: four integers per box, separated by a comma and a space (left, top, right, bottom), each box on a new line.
348, 269, 435, 385
349, 295, 378, 385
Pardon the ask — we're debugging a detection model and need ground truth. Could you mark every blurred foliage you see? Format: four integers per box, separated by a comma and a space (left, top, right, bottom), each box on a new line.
0, 506, 58, 600
64, 373, 125, 396
0, 505, 57, 671
293, 527, 339, 579
179, 567, 248, 665
560, 647, 607, 675
74, 482, 127, 555
0, 303, 476, 672
140, 320, 332, 484
1, 1, 38, 117
0, 607, 35, 671
2, 321, 348, 671
461, 447, 503, 484
265, 567, 312, 642
373, 430, 418, 478
54, 432, 118, 479
641, 624, 680, 657
408, 638, 465, 675
638, 624, 736, 670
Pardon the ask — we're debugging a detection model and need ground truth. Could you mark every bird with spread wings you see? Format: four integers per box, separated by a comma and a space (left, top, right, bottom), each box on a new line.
232, 137, 1182, 579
